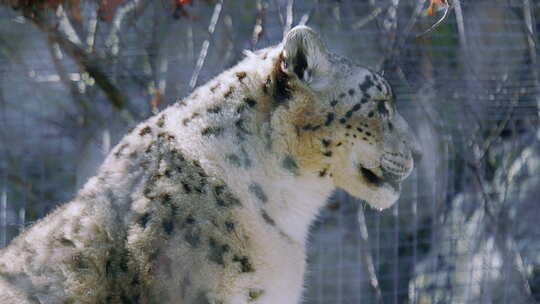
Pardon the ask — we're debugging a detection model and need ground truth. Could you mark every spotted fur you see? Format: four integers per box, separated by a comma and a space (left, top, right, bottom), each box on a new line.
0, 26, 419, 304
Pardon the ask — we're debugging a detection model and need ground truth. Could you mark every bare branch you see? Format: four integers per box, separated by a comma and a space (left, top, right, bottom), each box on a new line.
476, 91, 519, 162
85, 9, 99, 52
452, 0, 468, 51
298, 13, 309, 26
470, 144, 536, 301
523, 0, 540, 113
221, 14, 235, 69
352, 7, 383, 30
468, 161, 494, 218
106, 0, 148, 56
29, 16, 136, 119
0, 6, 138, 120
283, 0, 294, 37
1, 187, 6, 248
56, 5, 83, 45
190, 0, 223, 88
400, 0, 425, 42
357, 207, 384, 304
416, 2, 451, 38
251, 0, 267, 47
46, 40, 91, 117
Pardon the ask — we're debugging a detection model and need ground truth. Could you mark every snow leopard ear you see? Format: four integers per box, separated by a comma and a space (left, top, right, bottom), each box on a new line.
280, 26, 330, 86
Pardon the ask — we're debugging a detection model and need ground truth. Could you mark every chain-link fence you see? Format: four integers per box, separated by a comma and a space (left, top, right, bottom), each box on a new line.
0, 1, 539, 303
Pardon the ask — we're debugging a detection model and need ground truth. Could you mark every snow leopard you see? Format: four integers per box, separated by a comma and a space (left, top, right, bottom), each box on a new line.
0, 26, 420, 304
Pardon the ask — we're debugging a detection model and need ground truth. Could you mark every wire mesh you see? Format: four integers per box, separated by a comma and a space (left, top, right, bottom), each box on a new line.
0, 0, 539, 303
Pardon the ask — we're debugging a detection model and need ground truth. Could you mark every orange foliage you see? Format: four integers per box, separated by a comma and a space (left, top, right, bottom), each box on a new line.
13, 0, 196, 22
70, 0, 82, 23
426, 0, 445, 16
11, 0, 65, 9
150, 90, 161, 113
173, 0, 195, 19
98, 0, 124, 23
44, 0, 65, 8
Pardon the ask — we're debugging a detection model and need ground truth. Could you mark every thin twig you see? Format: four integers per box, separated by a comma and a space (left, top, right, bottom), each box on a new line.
357, 207, 383, 304
283, 0, 294, 37
56, 5, 83, 45
453, 0, 467, 51
1, 187, 6, 248
106, 0, 146, 55
468, 161, 494, 218
352, 7, 383, 30
251, 0, 267, 47
221, 15, 236, 69
189, 0, 223, 89
46, 40, 92, 117
416, 2, 451, 38
298, 13, 310, 26
473, 144, 535, 301
523, 0, 540, 112
476, 91, 519, 162
27, 14, 136, 119
85, 9, 99, 53
400, 0, 426, 43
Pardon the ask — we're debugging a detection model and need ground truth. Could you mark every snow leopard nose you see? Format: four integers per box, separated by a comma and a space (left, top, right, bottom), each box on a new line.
380, 113, 419, 182
380, 150, 414, 182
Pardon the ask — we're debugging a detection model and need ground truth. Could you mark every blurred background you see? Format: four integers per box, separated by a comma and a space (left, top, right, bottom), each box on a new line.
0, 0, 538, 303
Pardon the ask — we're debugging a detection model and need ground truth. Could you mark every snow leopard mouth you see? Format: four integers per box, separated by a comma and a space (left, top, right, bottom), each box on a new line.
359, 166, 400, 192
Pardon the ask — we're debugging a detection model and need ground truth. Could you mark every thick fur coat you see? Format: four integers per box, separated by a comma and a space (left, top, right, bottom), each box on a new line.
0, 26, 419, 304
